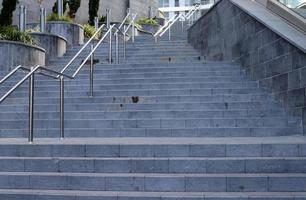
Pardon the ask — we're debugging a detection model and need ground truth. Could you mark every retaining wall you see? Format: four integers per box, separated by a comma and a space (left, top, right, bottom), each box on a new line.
188, 0, 306, 132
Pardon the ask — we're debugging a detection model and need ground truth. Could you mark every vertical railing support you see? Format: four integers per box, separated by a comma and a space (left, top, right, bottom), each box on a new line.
123, 25, 126, 59
94, 17, 99, 30
109, 29, 112, 63
28, 67, 35, 144
57, 0, 63, 17
60, 76, 64, 140
19, 5, 26, 32
106, 9, 111, 28
168, 26, 171, 41
40, 7, 46, 32
115, 33, 119, 64
132, 20, 135, 43
90, 44, 94, 97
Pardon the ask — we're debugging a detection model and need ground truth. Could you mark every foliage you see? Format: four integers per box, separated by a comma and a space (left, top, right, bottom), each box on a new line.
0, 26, 36, 45
52, 0, 69, 14
99, 15, 107, 24
88, 0, 100, 25
47, 14, 73, 22
0, 0, 19, 26
83, 24, 100, 39
136, 18, 158, 25
67, 0, 81, 19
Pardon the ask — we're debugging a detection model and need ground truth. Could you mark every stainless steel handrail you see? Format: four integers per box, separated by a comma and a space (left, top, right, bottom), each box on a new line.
0, 65, 73, 143
154, 4, 201, 42
0, 18, 133, 144
114, 11, 131, 35
123, 13, 138, 43
60, 24, 106, 75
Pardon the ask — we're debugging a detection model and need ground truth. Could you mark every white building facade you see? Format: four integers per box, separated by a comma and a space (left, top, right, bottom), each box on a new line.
158, 0, 216, 19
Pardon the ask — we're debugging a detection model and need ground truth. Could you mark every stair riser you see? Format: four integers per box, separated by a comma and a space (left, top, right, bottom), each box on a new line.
0, 174, 305, 192
0, 158, 305, 174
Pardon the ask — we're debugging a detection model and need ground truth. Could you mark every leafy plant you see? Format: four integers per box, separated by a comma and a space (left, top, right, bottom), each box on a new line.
136, 18, 158, 25
83, 24, 100, 39
52, 0, 69, 14
99, 15, 107, 24
0, 26, 36, 45
47, 14, 73, 22
88, 0, 100, 25
68, 0, 81, 19
0, 0, 19, 26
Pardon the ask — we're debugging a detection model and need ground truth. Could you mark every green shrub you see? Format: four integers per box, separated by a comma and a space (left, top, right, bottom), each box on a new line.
136, 18, 158, 25
83, 24, 100, 39
68, 0, 81, 19
88, 0, 100, 25
47, 14, 73, 22
0, 0, 19, 26
52, 0, 69, 15
99, 15, 107, 24
0, 26, 36, 45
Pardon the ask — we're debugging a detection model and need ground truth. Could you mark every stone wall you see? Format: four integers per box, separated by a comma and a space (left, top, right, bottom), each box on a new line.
188, 0, 306, 132
30, 32, 67, 63
0, 0, 157, 25
0, 40, 45, 71
129, 0, 159, 19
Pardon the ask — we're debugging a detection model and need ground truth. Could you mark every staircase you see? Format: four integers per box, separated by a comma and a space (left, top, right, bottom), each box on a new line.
0, 22, 305, 199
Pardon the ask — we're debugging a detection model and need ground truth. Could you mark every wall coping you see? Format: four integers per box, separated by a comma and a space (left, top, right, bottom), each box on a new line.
0, 40, 46, 52
29, 32, 68, 43
47, 21, 84, 29
230, 0, 306, 53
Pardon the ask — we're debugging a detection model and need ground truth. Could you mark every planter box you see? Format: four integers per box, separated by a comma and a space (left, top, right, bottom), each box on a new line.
0, 40, 45, 71
29, 32, 67, 63
46, 22, 84, 47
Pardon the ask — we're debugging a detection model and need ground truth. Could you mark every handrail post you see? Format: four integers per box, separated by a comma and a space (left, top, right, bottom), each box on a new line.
169, 26, 171, 41
106, 9, 111, 28
123, 25, 126, 59
90, 44, 94, 96
19, 5, 26, 32
94, 17, 99, 30
40, 7, 46, 32
132, 19, 135, 43
60, 76, 64, 140
28, 67, 35, 144
109, 28, 112, 63
115, 33, 119, 64
57, 0, 63, 17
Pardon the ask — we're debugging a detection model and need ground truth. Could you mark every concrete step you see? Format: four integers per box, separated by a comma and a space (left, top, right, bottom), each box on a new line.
0, 157, 305, 174
0, 127, 301, 138
0, 172, 306, 192
0, 117, 295, 129
0, 137, 304, 157
0, 189, 306, 200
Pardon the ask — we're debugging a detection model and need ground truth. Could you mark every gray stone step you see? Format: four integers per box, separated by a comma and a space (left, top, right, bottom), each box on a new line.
0, 189, 306, 200
0, 137, 304, 157
0, 172, 306, 192
0, 127, 301, 138
0, 157, 305, 174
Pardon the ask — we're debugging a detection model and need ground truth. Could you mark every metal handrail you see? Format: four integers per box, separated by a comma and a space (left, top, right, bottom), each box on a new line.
0, 65, 23, 84
154, 14, 177, 38
0, 65, 73, 143
154, 4, 201, 42
0, 16, 134, 144
114, 12, 131, 35
160, 13, 184, 37
60, 24, 106, 75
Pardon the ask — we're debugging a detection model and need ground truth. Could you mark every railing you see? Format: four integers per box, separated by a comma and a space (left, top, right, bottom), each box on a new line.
154, 4, 201, 42
0, 65, 73, 144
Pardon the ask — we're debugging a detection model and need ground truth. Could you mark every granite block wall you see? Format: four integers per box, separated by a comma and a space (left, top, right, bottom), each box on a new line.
188, 0, 306, 132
